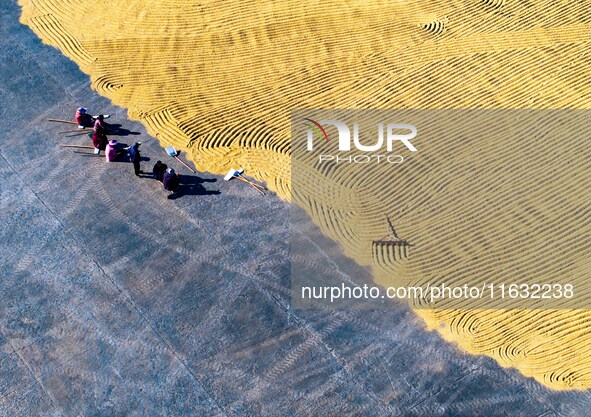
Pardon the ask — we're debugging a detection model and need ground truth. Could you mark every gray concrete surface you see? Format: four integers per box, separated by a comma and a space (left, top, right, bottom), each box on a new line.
1, 1, 591, 415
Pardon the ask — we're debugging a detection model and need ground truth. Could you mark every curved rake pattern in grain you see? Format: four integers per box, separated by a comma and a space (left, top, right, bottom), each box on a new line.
482, 0, 505, 10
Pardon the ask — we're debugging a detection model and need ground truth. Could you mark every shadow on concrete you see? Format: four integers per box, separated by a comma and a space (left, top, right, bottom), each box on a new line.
107, 124, 141, 136
167, 175, 220, 199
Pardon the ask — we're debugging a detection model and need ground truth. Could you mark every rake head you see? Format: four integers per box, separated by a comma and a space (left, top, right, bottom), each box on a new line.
224, 168, 237, 181
224, 168, 244, 181
165, 146, 178, 157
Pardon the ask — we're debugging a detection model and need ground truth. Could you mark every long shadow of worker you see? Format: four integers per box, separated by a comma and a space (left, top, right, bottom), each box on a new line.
167, 175, 220, 199
107, 124, 141, 136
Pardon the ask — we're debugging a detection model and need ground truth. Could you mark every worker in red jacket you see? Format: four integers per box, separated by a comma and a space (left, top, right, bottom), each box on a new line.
75, 107, 110, 128
91, 115, 109, 151
75, 108, 94, 127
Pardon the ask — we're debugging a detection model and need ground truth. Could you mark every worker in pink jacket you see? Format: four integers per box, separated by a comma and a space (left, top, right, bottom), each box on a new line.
105, 139, 122, 162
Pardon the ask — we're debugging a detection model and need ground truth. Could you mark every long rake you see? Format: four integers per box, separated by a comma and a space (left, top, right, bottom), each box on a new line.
47, 118, 77, 125
165, 146, 196, 173
224, 168, 266, 195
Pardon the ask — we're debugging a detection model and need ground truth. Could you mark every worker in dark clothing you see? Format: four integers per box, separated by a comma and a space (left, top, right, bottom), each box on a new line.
128, 141, 142, 176
163, 167, 179, 192
152, 160, 168, 182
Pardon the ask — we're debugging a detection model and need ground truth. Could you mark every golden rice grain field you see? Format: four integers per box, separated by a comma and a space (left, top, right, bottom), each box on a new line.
18, 0, 591, 390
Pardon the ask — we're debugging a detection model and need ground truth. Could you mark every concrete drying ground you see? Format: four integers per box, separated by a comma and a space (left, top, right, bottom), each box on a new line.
1, 1, 590, 416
